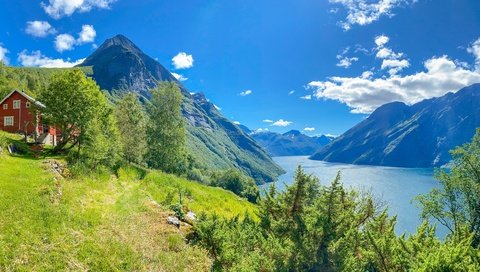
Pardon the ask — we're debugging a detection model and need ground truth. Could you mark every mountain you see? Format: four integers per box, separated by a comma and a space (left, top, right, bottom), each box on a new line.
250, 129, 334, 156
311, 83, 480, 167
78, 35, 284, 183
80, 35, 176, 99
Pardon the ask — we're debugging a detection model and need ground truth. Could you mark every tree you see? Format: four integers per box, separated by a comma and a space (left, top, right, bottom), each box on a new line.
417, 128, 480, 246
115, 93, 147, 164
146, 81, 187, 174
211, 169, 260, 203
79, 97, 121, 169
39, 69, 104, 153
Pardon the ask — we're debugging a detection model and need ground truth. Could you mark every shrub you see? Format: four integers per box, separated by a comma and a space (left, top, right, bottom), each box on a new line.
210, 169, 260, 203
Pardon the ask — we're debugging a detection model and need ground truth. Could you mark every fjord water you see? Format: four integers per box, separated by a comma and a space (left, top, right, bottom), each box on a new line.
263, 156, 448, 237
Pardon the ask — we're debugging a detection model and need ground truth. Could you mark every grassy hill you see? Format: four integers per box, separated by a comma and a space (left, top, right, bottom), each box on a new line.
0, 132, 257, 271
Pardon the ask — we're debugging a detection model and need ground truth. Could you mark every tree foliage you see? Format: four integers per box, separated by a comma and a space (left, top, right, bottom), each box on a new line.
211, 169, 260, 203
115, 93, 147, 164
194, 166, 480, 271
40, 69, 102, 151
39, 69, 120, 168
146, 82, 187, 174
78, 99, 121, 169
418, 128, 480, 247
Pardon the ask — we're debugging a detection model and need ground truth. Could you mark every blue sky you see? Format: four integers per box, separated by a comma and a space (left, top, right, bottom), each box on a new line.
1, 0, 480, 136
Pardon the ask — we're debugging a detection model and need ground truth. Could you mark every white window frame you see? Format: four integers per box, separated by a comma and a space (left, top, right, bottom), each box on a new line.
2, 103, 7, 110
26, 101, 31, 108
4, 116, 13, 126
13, 100, 21, 109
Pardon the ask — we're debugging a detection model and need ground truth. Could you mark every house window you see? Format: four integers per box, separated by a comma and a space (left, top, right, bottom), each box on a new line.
26, 101, 31, 108
2, 103, 7, 110
13, 100, 21, 109
4, 116, 13, 126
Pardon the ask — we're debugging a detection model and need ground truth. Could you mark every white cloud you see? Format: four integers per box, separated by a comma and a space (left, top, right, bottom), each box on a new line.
304, 127, 315, 132
381, 59, 410, 75
18, 50, 85, 68
41, 0, 117, 19
239, 90, 252, 96
271, 119, 293, 127
262, 119, 273, 123
54, 25, 96, 52
300, 95, 312, 100
288, 90, 295, 95
330, 0, 416, 30
468, 38, 480, 70
54, 34, 76, 52
336, 46, 359, 68
375, 35, 390, 47
375, 47, 403, 59
0, 44, 9, 64
337, 56, 359, 68
307, 55, 480, 114
361, 71, 374, 79
252, 128, 269, 134
171, 72, 188, 81
373, 35, 409, 75
172, 52, 194, 69
25, 21, 56, 37
77, 24, 96, 44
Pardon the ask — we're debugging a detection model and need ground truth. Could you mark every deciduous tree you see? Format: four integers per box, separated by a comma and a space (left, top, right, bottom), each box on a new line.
115, 93, 147, 164
146, 82, 187, 174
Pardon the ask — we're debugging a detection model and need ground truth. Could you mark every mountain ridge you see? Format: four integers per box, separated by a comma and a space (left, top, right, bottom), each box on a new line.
311, 83, 480, 167
249, 129, 334, 156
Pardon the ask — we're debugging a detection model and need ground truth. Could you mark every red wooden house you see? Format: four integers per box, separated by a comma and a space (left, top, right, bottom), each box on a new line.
0, 90, 57, 145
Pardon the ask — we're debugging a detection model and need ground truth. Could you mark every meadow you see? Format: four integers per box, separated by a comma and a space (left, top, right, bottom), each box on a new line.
0, 131, 256, 271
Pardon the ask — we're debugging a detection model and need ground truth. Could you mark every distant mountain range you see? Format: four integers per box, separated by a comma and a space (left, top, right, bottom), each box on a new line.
78, 35, 284, 183
247, 129, 334, 156
311, 83, 480, 168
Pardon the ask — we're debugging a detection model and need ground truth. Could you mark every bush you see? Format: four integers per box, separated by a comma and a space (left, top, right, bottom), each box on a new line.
210, 169, 260, 203
186, 168, 209, 184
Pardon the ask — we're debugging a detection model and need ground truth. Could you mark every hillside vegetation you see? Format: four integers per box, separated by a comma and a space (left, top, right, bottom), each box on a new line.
0, 132, 256, 271
0, 62, 92, 98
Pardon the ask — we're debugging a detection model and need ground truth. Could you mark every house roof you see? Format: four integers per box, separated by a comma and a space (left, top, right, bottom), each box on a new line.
0, 90, 46, 109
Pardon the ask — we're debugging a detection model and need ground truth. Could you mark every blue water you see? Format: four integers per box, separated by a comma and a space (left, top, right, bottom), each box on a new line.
261, 156, 448, 238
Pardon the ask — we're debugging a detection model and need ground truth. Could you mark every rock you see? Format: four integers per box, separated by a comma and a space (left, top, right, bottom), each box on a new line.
185, 211, 196, 222
167, 216, 181, 228
44, 160, 69, 178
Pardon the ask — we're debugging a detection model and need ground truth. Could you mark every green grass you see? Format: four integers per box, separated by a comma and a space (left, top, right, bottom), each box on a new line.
0, 132, 257, 271
143, 171, 258, 217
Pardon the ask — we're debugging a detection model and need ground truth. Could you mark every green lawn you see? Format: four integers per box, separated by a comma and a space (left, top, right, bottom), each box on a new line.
0, 132, 257, 271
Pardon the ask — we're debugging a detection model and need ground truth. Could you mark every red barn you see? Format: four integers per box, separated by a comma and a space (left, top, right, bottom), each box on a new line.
0, 90, 57, 145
